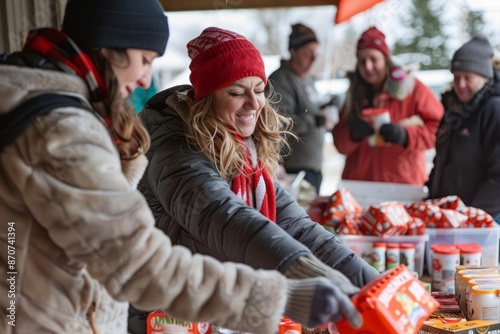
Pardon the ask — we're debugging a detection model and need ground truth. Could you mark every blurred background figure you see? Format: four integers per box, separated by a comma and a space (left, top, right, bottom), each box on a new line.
269, 23, 337, 194
427, 35, 500, 223
332, 26, 444, 185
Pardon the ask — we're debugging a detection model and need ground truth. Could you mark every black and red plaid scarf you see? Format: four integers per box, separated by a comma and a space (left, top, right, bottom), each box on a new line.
231, 135, 276, 222
22, 28, 107, 102
21, 28, 125, 147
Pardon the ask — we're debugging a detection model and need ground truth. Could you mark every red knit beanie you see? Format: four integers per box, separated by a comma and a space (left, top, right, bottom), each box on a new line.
187, 27, 267, 101
357, 26, 391, 57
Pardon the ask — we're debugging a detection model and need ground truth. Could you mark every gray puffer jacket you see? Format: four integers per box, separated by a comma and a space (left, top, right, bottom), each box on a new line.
139, 85, 377, 286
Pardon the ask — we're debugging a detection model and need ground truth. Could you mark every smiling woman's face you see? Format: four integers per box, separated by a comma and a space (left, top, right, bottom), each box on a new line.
357, 48, 387, 88
213, 76, 266, 138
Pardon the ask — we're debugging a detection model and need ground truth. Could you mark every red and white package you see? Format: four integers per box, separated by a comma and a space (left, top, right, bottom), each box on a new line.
405, 201, 442, 228
147, 311, 212, 334
456, 206, 495, 228
438, 209, 467, 228
336, 217, 363, 235
405, 217, 425, 235
405, 201, 467, 228
360, 201, 410, 237
321, 188, 363, 228
335, 265, 439, 334
431, 196, 466, 210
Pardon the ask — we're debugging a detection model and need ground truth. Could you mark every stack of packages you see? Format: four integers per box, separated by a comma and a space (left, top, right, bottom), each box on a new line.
312, 189, 495, 237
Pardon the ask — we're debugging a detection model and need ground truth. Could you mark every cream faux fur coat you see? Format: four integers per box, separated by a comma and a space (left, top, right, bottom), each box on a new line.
0, 64, 287, 334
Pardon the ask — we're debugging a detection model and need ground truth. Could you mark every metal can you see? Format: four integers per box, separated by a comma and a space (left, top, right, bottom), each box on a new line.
279, 321, 302, 334
400, 243, 415, 273
386, 243, 400, 270
372, 242, 386, 272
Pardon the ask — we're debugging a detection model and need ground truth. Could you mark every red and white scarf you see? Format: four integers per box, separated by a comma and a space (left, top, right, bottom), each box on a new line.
231, 136, 276, 222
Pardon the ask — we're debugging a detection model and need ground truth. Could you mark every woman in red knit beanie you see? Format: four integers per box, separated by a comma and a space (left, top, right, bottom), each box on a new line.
333, 26, 444, 185
139, 26, 383, 333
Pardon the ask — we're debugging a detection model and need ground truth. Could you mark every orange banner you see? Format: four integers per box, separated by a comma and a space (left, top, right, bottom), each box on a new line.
335, 0, 384, 23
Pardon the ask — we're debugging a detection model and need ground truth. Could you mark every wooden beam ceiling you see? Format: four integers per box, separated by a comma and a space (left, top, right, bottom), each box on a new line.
158, 0, 338, 12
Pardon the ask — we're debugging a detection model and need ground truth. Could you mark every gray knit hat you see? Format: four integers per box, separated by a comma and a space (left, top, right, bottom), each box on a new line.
451, 35, 494, 78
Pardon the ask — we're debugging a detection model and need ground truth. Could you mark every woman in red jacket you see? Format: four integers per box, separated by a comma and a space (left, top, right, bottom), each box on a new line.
332, 26, 444, 185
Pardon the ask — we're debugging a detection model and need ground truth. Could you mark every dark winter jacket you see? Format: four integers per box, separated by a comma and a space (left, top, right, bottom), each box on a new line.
427, 71, 500, 220
268, 60, 325, 172
139, 85, 376, 284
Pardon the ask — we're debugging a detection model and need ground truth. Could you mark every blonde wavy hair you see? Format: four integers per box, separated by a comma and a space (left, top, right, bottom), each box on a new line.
87, 48, 150, 159
184, 87, 293, 180
344, 55, 398, 119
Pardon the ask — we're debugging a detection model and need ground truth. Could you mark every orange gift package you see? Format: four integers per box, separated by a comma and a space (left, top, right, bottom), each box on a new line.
322, 187, 363, 230
146, 310, 212, 334
360, 202, 412, 236
335, 265, 438, 334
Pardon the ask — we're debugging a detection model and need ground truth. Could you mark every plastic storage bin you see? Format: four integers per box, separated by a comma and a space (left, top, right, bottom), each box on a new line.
337, 180, 428, 209
425, 226, 500, 276
337, 234, 429, 277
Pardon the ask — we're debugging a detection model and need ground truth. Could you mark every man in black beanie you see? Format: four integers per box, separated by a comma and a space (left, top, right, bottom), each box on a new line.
427, 35, 500, 223
269, 23, 334, 195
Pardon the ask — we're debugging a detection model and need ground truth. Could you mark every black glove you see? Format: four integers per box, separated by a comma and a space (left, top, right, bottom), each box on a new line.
379, 123, 408, 146
315, 114, 326, 127
349, 114, 374, 142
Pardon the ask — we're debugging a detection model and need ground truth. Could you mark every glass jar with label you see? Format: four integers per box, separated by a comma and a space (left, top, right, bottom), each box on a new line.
431, 244, 460, 293
400, 243, 415, 273
372, 242, 386, 273
386, 243, 400, 270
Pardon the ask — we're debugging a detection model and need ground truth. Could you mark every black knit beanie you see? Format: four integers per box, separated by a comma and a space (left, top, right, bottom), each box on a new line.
62, 0, 169, 56
288, 23, 318, 50
451, 35, 493, 78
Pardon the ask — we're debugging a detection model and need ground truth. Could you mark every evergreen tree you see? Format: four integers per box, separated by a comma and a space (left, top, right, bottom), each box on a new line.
392, 0, 449, 70
466, 10, 486, 39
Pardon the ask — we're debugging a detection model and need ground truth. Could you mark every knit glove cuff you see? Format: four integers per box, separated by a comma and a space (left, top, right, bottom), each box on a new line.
284, 278, 319, 326
284, 255, 359, 296
284, 278, 363, 329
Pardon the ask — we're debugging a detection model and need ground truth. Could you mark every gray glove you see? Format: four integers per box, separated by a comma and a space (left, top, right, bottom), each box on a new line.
337, 254, 380, 287
284, 277, 363, 329
284, 255, 360, 296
